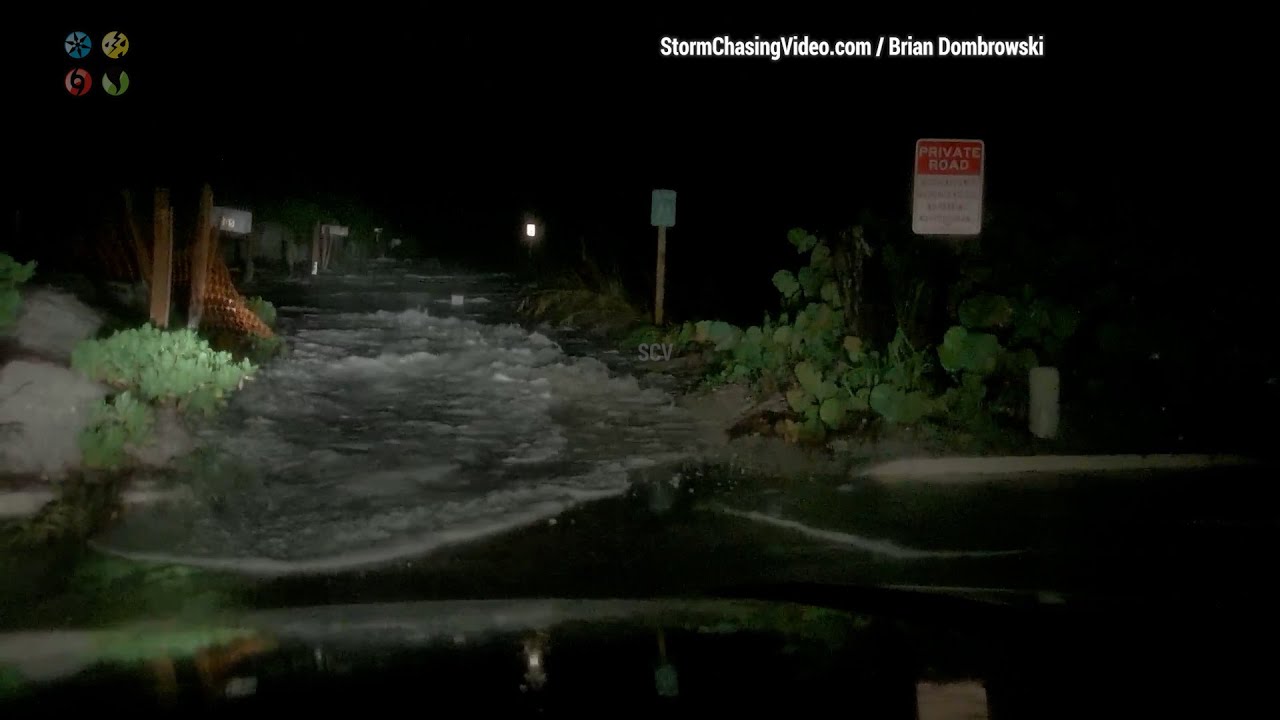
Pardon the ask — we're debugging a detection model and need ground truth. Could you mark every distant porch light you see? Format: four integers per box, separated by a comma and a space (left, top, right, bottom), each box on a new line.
521, 215, 543, 248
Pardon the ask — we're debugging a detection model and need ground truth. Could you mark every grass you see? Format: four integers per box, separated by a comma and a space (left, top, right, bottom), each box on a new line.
1, 474, 125, 551
517, 265, 653, 341
0, 532, 245, 631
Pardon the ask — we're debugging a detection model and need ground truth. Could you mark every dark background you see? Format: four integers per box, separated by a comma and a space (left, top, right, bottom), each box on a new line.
2, 13, 1270, 451
2, 13, 1257, 322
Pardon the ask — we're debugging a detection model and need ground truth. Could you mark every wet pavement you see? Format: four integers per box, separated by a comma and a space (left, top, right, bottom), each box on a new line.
7, 452, 1277, 632
3, 262, 1277, 629
96, 265, 702, 572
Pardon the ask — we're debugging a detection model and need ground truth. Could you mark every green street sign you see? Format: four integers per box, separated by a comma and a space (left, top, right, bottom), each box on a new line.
650, 189, 676, 227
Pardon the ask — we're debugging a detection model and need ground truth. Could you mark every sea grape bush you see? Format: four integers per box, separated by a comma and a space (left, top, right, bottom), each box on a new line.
671, 227, 1080, 442
669, 228, 942, 442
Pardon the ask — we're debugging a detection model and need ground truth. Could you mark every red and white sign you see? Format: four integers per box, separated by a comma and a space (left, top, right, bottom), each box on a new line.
912, 139, 985, 236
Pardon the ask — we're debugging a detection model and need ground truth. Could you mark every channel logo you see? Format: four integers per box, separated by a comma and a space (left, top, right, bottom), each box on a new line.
64, 67, 92, 96
103, 69, 130, 96
64, 31, 91, 59
62, 29, 132, 97
102, 31, 129, 58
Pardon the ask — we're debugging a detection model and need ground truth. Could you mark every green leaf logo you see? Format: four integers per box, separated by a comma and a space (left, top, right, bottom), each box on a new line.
103, 70, 130, 96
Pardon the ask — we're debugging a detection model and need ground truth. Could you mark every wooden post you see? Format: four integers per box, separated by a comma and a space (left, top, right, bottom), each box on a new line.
654, 225, 667, 325
122, 190, 152, 286
188, 185, 213, 330
148, 189, 172, 328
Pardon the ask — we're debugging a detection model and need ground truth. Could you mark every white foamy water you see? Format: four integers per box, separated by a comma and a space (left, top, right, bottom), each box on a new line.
98, 274, 699, 574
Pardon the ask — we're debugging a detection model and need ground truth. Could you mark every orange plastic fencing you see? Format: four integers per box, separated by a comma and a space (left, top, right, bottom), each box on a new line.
84, 234, 274, 339
190, 247, 274, 339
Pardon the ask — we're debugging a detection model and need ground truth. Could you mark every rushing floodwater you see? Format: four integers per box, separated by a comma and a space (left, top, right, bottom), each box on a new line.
97, 266, 702, 573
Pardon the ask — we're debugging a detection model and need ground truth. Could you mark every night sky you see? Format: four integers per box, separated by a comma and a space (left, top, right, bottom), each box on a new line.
4, 15, 1256, 321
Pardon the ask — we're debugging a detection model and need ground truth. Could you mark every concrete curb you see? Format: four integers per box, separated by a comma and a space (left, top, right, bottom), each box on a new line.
862, 454, 1259, 482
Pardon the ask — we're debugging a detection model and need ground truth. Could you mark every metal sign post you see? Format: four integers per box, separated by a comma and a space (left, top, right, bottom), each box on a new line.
650, 189, 677, 325
214, 206, 254, 282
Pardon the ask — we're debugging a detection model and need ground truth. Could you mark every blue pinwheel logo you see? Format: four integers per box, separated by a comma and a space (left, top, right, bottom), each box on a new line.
65, 31, 91, 59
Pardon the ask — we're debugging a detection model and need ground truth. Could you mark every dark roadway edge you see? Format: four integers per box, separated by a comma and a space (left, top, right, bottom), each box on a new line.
10, 453, 1275, 631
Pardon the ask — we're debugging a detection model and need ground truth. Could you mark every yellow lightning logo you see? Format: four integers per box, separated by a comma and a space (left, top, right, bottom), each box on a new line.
102, 31, 129, 59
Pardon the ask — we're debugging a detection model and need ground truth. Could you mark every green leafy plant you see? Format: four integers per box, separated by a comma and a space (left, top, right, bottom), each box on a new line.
834, 328, 937, 426
0, 253, 37, 329
71, 326, 255, 415
958, 293, 1014, 330
677, 228, 947, 438
941, 285, 1079, 429
672, 223, 1087, 443
955, 287, 1078, 364
937, 372, 992, 431
246, 296, 277, 329
938, 326, 1003, 375
862, 329, 936, 424
79, 391, 154, 470
1009, 287, 1079, 359
247, 334, 287, 363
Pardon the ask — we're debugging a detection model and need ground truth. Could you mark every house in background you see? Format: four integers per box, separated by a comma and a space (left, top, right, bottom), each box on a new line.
251, 222, 293, 262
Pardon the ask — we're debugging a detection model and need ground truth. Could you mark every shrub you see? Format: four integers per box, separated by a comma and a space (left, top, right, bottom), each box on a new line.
939, 286, 1079, 427
670, 226, 1084, 443
673, 228, 945, 441
79, 391, 154, 470
71, 326, 255, 415
0, 253, 37, 329
246, 296, 277, 329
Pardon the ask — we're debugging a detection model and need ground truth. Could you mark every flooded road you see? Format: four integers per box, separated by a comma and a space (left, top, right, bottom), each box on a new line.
98, 266, 702, 572
24, 262, 1272, 628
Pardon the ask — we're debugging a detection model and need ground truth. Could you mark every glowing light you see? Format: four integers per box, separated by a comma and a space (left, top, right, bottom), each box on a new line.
525, 223, 537, 238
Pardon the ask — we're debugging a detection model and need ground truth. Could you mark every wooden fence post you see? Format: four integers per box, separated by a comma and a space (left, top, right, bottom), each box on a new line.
148, 189, 172, 328
123, 190, 152, 286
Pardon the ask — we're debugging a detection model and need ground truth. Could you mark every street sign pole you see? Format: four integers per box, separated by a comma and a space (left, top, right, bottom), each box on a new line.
650, 189, 677, 325
654, 224, 667, 325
